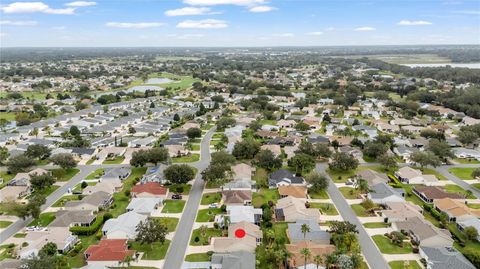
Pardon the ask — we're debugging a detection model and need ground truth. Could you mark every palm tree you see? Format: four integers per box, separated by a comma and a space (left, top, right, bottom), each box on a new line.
300, 247, 311, 268
355, 178, 370, 194
301, 223, 311, 239
314, 254, 323, 269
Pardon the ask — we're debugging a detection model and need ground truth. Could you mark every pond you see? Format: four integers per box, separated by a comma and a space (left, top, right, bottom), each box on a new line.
145, 78, 173, 84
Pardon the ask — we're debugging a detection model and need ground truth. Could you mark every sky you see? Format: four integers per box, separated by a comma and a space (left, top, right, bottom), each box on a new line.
0, 0, 479, 47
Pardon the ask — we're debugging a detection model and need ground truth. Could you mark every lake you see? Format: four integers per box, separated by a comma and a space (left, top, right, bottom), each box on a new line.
145, 78, 173, 84
402, 63, 480, 69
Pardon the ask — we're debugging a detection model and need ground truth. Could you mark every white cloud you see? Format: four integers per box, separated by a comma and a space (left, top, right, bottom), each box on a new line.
306, 31, 323, 36
177, 19, 228, 29
249, 5, 275, 12
325, 27, 335, 31
354, 26, 376, 31
1, 2, 75, 14
453, 10, 480, 15
397, 20, 432, 25
65, 1, 96, 7
165, 7, 218, 16
272, 33, 294, 37
183, 0, 265, 6
169, 33, 205, 39
0, 20, 37, 26
106, 22, 166, 29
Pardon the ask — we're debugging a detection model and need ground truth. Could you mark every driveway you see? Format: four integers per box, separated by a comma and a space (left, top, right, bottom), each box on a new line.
162, 128, 215, 269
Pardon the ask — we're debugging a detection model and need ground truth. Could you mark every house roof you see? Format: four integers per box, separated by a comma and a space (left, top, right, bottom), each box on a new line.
287, 219, 330, 242
420, 246, 476, 269
369, 183, 403, 200
278, 185, 307, 198
276, 196, 320, 221
414, 186, 464, 200
232, 163, 253, 181
228, 221, 262, 239
222, 190, 252, 204
212, 236, 257, 253
85, 239, 134, 262
396, 167, 422, 179
394, 217, 453, 243
434, 198, 480, 219
381, 201, 423, 220
126, 197, 162, 214
131, 182, 167, 195
269, 169, 305, 186
286, 241, 336, 267
49, 210, 96, 227
102, 211, 147, 239
211, 251, 256, 269
356, 169, 388, 186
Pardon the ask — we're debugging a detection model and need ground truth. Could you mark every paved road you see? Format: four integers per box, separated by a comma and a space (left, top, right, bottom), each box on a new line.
436, 166, 480, 199
316, 163, 389, 269
163, 128, 215, 269
0, 165, 98, 244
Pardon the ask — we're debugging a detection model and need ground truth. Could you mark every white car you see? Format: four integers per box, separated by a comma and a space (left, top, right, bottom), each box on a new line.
209, 203, 218, 208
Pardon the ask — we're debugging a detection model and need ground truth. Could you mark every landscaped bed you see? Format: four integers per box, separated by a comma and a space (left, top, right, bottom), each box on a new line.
190, 227, 222, 246
185, 253, 211, 262
388, 260, 422, 269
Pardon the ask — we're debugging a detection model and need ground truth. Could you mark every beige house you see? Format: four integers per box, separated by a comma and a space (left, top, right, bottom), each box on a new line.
231, 163, 254, 181
260, 144, 282, 157
222, 190, 252, 205
434, 198, 480, 222
165, 144, 189, 157
380, 201, 423, 222
275, 196, 320, 222
393, 217, 454, 247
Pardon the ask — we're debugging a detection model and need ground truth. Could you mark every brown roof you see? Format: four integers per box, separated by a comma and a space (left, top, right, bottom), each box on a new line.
222, 190, 252, 204
434, 198, 480, 218
278, 185, 307, 198
286, 241, 336, 267
85, 239, 134, 261
414, 186, 463, 200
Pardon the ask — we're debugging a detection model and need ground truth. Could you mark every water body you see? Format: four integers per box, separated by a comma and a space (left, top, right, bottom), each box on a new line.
402, 63, 480, 69
145, 78, 173, 84
125, 85, 162, 93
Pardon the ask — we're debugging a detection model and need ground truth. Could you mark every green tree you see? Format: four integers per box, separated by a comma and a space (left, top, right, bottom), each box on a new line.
355, 178, 370, 194
25, 144, 51, 160
211, 151, 236, 166
362, 142, 388, 159
295, 122, 310, 132
301, 223, 311, 239
305, 172, 329, 193
50, 153, 77, 169
458, 131, 478, 146
135, 218, 168, 250
39, 242, 57, 257
186, 127, 202, 139
288, 153, 315, 175
300, 247, 311, 268
329, 152, 359, 171
464, 226, 479, 241
7, 154, 36, 173
255, 149, 282, 171
427, 139, 454, 161
30, 173, 56, 192
232, 139, 260, 159
377, 154, 397, 171
410, 151, 441, 170
472, 168, 480, 179
0, 146, 9, 164
69, 125, 81, 136
164, 164, 195, 184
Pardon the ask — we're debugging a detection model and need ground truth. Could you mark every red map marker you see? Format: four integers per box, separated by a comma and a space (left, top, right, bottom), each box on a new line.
235, 228, 246, 238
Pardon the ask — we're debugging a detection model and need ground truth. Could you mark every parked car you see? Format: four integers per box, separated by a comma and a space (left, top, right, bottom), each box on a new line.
172, 194, 182, 200
209, 203, 218, 208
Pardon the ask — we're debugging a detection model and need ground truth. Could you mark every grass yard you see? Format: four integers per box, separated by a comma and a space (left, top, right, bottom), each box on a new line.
130, 240, 171, 260
172, 154, 200, 163
109, 167, 147, 218
190, 227, 222, 246
351, 204, 372, 217
253, 168, 268, 188
338, 187, 361, 199
259, 119, 277, 125
74, 181, 97, 192
309, 203, 338, 215
51, 168, 80, 182
472, 183, 480, 190
52, 195, 81, 207
412, 167, 446, 180
327, 169, 356, 183
191, 144, 200, 151
0, 112, 16, 121
28, 212, 56, 227
388, 261, 422, 269
453, 158, 480, 164
167, 183, 192, 195
14, 233, 26, 238
161, 200, 185, 213
308, 189, 329, 199
155, 217, 179, 232
272, 222, 290, 244
252, 188, 280, 208
448, 167, 477, 180
364, 222, 390, 228
102, 156, 125, 164
0, 221, 12, 228
35, 185, 59, 197
196, 208, 222, 222
0, 244, 15, 261
212, 133, 224, 139
85, 168, 105, 180
201, 192, 221, 205
0, 172, 15, 189
372, 235, 413, 254
444, 184, 475, 199
185, 253, 211, 262
467, 203, 480, 209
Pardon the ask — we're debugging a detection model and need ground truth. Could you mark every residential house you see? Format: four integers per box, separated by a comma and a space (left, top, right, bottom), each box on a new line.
211, 251, 255, 269
84, 239, 135, 267
228, 221, 263, 244
393, 217, 454, 247
380, 202, 423, 223
260, 144, 282, 157
102, 167, 131, 181
278, 185, 307, 199
126, 197, 163, 216
49, 210, 97, 228
433, 198, 480, 222
413, 186, 464, 204
275, 196, 320, 222
231, 163, 254, 181
19, 227, 78, 258
395, 167, 440, 185
223, 205, 262, 225
286, 241, 335, 269
102, 211, 147, 239
420, 246, 476, 269
165, 144, 189, 157
268, 169, 306, 189
212, 235, 257, 254
222, 190, 252, 205
367, 183, 404, 205
356, 169, 389, 186
131, 182, 168, 199
65, 191, 113, 211
457, 218, 480, 241
287, 219, 330, 244
82, 180, 122, 195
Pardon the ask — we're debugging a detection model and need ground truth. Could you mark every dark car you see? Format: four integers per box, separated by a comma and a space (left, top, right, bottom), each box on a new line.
172, 194, 182, 200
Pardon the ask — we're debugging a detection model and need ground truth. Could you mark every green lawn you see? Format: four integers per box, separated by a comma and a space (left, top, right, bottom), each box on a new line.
351, 204, 372, 217
190, 227, 222, 246
156, 217, 179, 232
102, 156, 125, 164
364, 222, 390, 228
252, 188, 280, 208
309, 203, 338, 215
185, 253, 211, 262
161, 200, 185, 213
327, 169, 356, 182
201, 192, 221, 205
272, 222, 290, 244
172, 154, 200, 163
0, 172, 16, 189
28, 212, 56, 227
472, 183, 480, 190
130, 240, 171, 260
14, 233, 26, 238
85, 168, 105, 180
191, 144, 200, 151
308, 189, 329, 199
253, 168, 268, 188
388, 260, 422, 269
0, 244, 15, 261
448, 167, 477, 180
34, 185, 59, 197
412, 166, 446, 180
74, 181, 97, 192
196, 208, 222, 222
338, 187, 361, 199
52, 195, 81, 207
51, 168, 80, 182
453, 158, 480, 164
444, 184, 475, 199
167, 183, 192, 195
0, 221, 12, 228
259, 119, 277, 125
212, 133, 224, 139
372, 235, 413, 254
109, 167, 147, 218
0, 112, 16, 121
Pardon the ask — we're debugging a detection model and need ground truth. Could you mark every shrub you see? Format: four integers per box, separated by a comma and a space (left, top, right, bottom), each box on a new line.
70, 215, 105, 235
